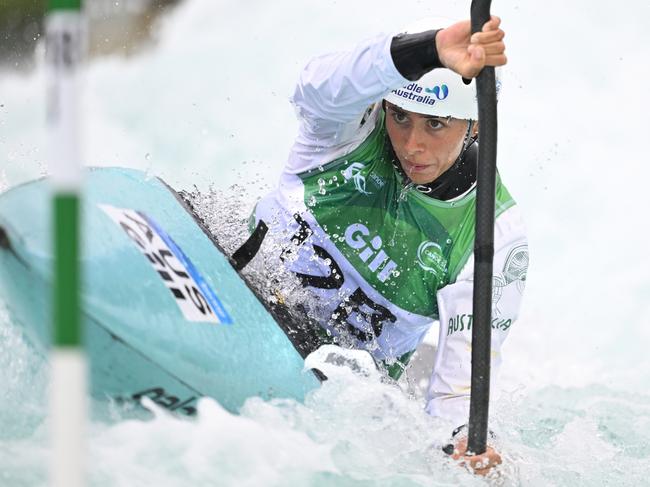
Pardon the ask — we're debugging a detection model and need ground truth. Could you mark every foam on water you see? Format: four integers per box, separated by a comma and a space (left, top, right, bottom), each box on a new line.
2, 0, 650, 485
2, 295, 650, 485
0, 303, 47, 441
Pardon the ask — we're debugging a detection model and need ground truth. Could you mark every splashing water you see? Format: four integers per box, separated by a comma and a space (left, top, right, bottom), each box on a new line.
183, 183, 372, 344
182, 181, 316, 314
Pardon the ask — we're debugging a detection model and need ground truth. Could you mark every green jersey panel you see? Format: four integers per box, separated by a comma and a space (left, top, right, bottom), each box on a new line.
299, 112, 515, 319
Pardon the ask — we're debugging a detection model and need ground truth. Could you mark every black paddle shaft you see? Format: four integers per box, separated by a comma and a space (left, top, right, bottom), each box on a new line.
467, 0, 498, 456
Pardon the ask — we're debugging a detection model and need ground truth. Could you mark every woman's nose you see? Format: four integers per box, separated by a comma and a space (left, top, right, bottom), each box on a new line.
403, 126, 425, 156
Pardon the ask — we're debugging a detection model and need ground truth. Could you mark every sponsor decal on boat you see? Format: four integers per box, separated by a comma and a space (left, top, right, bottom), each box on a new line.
115, 387, 198, 416
100, 204, 232, 324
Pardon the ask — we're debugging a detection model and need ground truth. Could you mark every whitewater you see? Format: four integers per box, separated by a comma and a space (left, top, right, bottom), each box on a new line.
1, 0, 649, 485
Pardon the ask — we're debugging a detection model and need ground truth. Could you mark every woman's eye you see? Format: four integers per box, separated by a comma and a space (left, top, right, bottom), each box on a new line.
428, 119, 444, 130
392, 111, 408, 124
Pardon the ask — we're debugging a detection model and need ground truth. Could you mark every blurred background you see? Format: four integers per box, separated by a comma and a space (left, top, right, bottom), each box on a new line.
1, 1, 650, 485
0, 0, 181, 69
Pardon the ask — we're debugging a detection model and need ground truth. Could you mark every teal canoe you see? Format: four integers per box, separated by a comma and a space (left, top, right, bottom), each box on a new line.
0, 167, 323, 416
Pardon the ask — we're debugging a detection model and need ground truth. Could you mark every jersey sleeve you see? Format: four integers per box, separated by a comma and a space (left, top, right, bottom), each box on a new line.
424, 205, 529, 425
285, 33, 409, 175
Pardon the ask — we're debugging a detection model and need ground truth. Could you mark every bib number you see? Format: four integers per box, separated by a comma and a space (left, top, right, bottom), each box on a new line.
284, 213, 396, 341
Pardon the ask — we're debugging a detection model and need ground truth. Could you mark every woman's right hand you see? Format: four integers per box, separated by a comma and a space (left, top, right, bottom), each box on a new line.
436, 16, 507, 79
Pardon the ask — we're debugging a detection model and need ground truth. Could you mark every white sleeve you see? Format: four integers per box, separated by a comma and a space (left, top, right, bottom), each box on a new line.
285, 32, 409, 175
425, 205, 529, 425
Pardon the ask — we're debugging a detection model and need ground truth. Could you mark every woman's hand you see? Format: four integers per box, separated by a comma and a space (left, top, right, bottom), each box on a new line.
436, 16, 507, 79
449, 436, 502, 476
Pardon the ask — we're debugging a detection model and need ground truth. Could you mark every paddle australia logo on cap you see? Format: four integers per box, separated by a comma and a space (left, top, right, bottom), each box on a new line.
424, 84, 449, 100
391, 82, 449, 106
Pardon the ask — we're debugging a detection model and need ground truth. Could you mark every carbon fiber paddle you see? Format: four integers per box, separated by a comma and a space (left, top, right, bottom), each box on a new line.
467, 0, 498, 456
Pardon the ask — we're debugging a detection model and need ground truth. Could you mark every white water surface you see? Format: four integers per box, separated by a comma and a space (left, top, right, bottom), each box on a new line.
1, 0, 650, 485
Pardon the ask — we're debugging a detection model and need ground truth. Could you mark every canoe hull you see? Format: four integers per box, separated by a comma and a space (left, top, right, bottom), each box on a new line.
0, 167, 320, 415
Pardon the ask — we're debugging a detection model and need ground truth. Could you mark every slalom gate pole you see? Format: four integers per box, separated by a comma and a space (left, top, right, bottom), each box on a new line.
467, 0, 498, 456
46, 1, 86, 486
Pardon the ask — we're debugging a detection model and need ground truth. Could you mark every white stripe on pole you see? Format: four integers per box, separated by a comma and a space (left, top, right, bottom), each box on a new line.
50, 350, 87, 487
46, 10, 85, 191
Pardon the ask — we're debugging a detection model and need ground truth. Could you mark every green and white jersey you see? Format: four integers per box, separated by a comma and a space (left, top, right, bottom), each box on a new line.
253, 32, 528, 424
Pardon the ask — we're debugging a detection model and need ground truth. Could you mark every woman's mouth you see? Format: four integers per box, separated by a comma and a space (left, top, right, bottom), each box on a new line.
403, 159, 431, 173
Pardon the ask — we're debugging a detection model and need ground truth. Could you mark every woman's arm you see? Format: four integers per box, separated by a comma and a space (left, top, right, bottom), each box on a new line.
286, 16, 506, 174
286, 33, 409, 176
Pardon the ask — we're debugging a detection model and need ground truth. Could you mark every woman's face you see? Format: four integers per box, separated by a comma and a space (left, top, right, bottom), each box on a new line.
384, 102, 476, 185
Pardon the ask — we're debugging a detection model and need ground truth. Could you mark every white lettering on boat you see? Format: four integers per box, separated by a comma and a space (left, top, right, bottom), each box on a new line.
100, 204, 231, 324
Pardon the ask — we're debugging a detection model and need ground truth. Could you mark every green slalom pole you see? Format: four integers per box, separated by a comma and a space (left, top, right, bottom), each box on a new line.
46, 1, 86, 486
